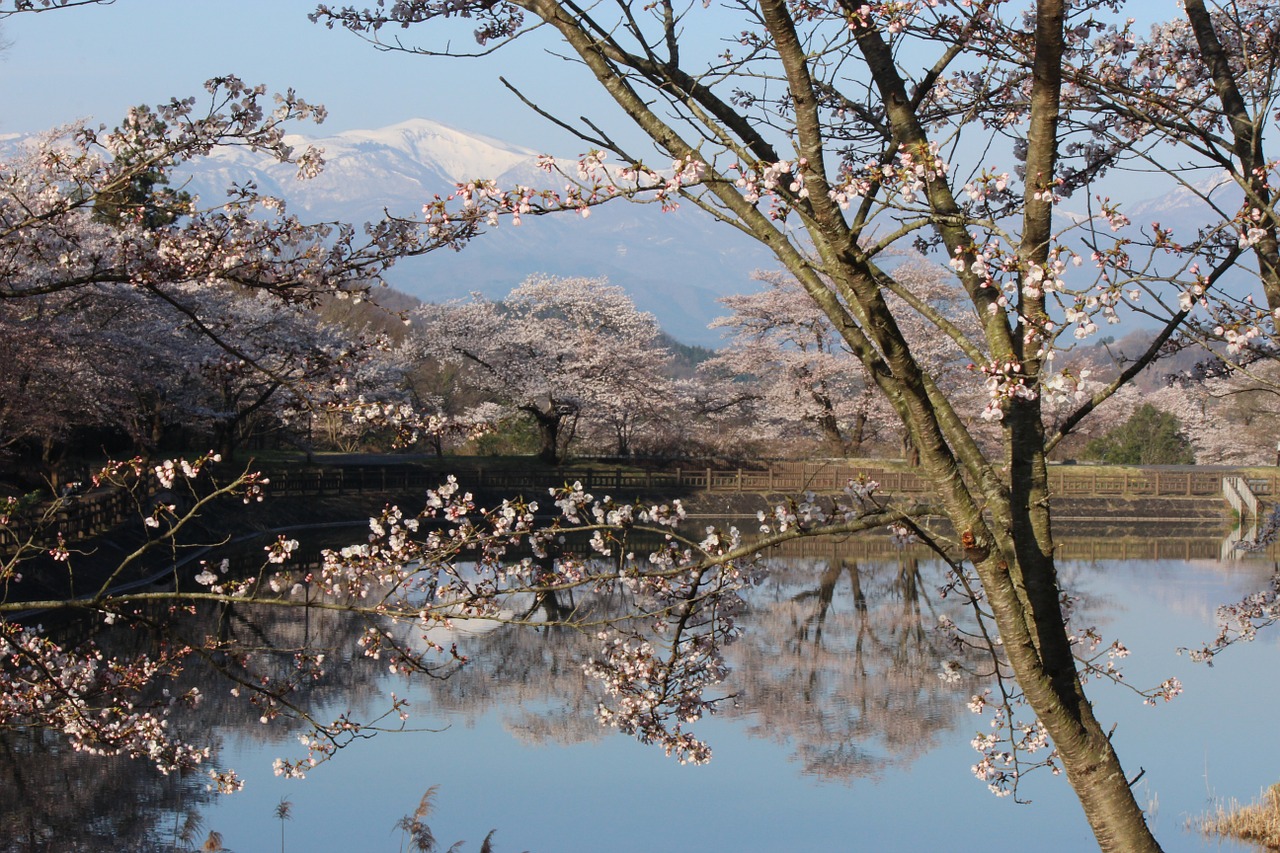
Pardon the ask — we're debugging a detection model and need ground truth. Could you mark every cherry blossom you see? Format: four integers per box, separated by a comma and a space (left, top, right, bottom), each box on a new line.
412, 275, 674, 462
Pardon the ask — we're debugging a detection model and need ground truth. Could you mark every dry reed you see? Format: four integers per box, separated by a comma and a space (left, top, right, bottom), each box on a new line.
1197, 784, 1280, 850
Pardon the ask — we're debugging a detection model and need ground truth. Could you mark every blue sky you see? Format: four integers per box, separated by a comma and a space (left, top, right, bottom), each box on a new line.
0, 2, 1199, 227
0, 0, 625, 152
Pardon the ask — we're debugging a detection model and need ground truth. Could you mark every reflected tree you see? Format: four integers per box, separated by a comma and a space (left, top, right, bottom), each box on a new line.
0, 727, 213, 852
728, 555, 985, 780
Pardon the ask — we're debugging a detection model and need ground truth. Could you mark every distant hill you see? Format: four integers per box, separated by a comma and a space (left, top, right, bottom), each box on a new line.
175, 117, 776, 346
3, 119, 1255, 347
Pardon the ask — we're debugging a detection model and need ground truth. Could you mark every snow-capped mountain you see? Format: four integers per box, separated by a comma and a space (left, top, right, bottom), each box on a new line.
177, 118, 772, 345
20, 116, 1249, 346
310, 118, 538, 183
186, 118, 538, 220
1126, 171, 1241, 225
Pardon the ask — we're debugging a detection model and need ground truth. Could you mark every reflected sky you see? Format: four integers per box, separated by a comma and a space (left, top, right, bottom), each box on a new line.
5, 551, 1277, 853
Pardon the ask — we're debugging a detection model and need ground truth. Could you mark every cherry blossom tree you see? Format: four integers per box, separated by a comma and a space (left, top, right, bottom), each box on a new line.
0, 76, 484, 395
0, 290, 130, 478
703, 271, 890, 456
706, 257, 979, 457
3, 5, 1278, 852
156, 287, 376, 460
1060, 0, 1279, 321
0, 274, 404, 473
413, 275, 672, 463
1154, 368, 1280, 466
0, 71, 492, 474
307, 2, 1280, 849
0, 71, 516, 799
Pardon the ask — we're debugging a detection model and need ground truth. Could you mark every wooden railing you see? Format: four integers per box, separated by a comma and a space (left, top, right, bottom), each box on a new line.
1222, 476, 1260, 520
253, 463, 938, 498
1047, 469, 1239, 498
0, 486, 144, 549
4, 462, 1265, 548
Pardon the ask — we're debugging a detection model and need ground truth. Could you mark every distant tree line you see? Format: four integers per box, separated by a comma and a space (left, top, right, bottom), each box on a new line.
4, 259, 1268, 496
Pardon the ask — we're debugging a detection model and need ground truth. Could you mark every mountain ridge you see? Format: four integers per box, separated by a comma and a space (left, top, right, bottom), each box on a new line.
2, 119, 1236, 346
178, 119, 776, 345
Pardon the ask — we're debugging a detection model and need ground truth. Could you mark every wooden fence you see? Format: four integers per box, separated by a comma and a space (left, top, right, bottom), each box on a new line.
1, 486, 143, 549
4, 462, 1270, 548
420, 464, 1271, 501
254, 464, 931, 498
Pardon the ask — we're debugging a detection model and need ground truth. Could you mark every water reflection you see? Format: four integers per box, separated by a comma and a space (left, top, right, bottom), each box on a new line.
0, 729, 211, 852
0, 584, 402, 852
726, 555, 985, 781
380, 552, 987, 778
3, 535, 1277, 852
4, 549, 986, 847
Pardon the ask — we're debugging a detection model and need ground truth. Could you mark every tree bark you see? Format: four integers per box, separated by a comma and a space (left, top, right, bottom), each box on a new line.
497, 1, 1167, 848
1184, 0, 1280, 317
522, 401, 565, 465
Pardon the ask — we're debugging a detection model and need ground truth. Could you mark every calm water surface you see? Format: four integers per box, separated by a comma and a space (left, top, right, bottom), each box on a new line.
4, 542, 1277, 853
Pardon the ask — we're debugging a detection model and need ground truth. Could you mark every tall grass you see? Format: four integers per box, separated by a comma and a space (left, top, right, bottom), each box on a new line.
1197, 784, 1280, 849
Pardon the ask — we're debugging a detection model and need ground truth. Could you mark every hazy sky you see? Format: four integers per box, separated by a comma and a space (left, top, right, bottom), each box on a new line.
0, 0, 631, 152
0, 1, 1189, 204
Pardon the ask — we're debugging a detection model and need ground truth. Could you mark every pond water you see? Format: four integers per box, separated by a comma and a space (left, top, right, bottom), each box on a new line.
3, 538, 1278, 852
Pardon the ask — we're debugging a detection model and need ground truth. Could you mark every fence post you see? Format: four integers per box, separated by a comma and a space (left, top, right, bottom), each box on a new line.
736, 468, 743, 492
706, 468, 713, 491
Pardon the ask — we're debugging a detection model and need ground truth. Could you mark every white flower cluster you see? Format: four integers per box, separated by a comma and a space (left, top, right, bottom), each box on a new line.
1041, 368, 1094, 407
585, 631, 724, 766
977, 360, 1037, 421
1237, 207, 1269, 249
152, 451, 222, 489
966, 691, 1059, 797
265, 536, 300, 564
0, 623, 211, 778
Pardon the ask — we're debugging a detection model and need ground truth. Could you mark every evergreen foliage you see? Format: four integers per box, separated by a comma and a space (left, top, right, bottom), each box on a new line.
1083, 404, 1196, 465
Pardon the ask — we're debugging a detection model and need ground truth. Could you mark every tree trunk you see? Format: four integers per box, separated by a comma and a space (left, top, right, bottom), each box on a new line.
536, 418, 559, 464
817, 410, 847, 458
40, 435, 67, 489
960, 401, 1162, 852
995, 546, 1161, 852
525, 407, 562, 465
149, 410, 165, 453
213, 420, 236, 463
613, 421, 630, 458
810, 388, 848, 457
847, 411, 868, 456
